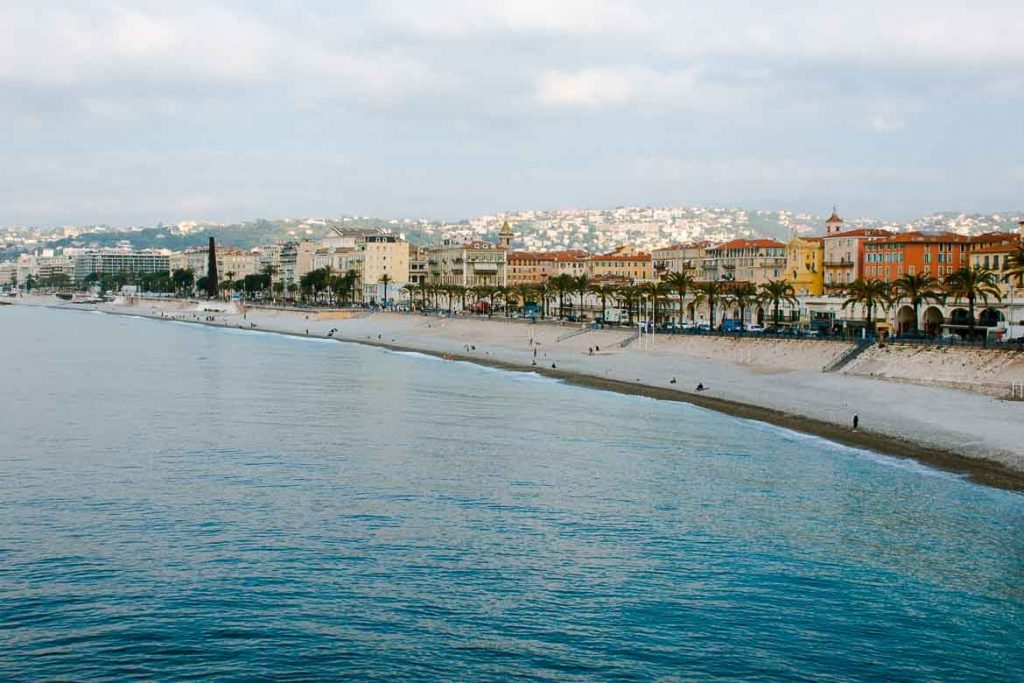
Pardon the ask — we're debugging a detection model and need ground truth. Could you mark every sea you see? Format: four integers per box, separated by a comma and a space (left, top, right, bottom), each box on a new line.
1, 304, 1022, 680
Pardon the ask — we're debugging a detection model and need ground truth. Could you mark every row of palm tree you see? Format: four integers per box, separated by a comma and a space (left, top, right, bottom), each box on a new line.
841, 266, 1009, 336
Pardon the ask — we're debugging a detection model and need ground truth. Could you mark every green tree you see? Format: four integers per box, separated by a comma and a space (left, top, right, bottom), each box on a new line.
549, 273, 575, 318
572, 274, 591, 320
641, 281, 670, 326
589, 283, 617, 323
758, 279, 798, 330
1004, 242, 1024, 288
664, 271, 695, 323
378, 274, 393, 307
943, 266, 1003, 338
891, 272, 944, 335
694, 281, 726, 329
171, 268, 195, 297
727, 282, 759, 328
841, 278, 892, 335
616, 285, 641, 325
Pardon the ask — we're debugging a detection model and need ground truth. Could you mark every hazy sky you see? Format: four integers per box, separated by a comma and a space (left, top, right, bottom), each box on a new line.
2, 1, 1023, 226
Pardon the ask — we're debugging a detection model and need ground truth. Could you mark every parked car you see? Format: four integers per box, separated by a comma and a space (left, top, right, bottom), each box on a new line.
744, 324, 765, 333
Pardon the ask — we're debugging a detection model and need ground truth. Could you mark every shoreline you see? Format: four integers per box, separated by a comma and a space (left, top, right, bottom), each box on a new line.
13, 297, 1024, 492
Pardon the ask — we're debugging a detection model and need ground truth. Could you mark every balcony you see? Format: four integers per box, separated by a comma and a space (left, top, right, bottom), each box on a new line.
823, 260, 854, 267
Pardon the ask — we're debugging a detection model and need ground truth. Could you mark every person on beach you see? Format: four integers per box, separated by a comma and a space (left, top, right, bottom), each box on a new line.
853, 414, 859, 430
696, 383, 706, 392
670, 378, 677, 384
551, 363, 557, 369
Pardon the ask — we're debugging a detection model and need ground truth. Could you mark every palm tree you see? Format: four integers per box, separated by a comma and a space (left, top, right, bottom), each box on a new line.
536, 281, 551, 319
378, 274, 393, 308
664, 271, 695, 324
260, 264, 279, 300
509, 283, 533, 317
841, 278, 892, 336
891, 272, 943, 335
589, 283, 617, 323
641, 281, 670, 326
573, 274, 590, 320
694, 281, 726, 329
727, 282, 759, 329
944, 266, 1003, 338
549, 274, 575, 318
1004, 242, 1024, 288
616, 285, 641, 325
759, 279, 798, 330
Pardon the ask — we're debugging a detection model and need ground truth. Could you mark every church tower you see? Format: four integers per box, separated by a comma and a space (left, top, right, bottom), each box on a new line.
497, 220, 514, 249
825, 207, 844, 235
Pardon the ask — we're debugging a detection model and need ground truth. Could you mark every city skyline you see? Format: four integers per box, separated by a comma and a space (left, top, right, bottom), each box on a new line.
2, 1, 1023, 225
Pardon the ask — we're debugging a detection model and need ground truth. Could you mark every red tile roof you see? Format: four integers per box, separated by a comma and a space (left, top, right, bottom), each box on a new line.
710, 238, 785, 250
866, 230, 969, 245
825, 228, 893, 239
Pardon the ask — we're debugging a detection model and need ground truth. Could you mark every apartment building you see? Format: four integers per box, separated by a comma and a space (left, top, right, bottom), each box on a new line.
168, 246, 259, 281
702, 239, 786, 284
652, 241, 709, 280
428, 239, 507, 288
73, 249, 170, 282
862, 231, 970, 282
588, 246, 653, 283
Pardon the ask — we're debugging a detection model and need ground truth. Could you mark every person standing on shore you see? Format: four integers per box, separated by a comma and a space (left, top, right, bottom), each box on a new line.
853, 414, 859, 430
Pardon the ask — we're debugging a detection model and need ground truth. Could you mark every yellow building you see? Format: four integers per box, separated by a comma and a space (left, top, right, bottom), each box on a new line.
587, 246, 653, 283
785, 236, 824, 296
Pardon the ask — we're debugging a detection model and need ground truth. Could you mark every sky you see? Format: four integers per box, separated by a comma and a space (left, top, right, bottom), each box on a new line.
2, 0, 1023, 226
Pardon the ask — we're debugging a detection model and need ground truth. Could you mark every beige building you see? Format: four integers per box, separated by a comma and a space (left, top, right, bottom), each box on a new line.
702, 239, 786, 284
360, 234, 410, 300
588, 246, 653, 283
429, 239, 508, 288
278, 241, 316, 286
653, 241, 710, 280
169, 246, 259, 281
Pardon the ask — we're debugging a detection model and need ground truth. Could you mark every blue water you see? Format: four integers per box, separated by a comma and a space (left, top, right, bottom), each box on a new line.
1, 305, 1022, 681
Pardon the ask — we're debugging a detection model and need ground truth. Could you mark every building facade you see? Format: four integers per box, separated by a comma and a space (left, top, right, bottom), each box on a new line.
168, 246, 259, 281
588, 247, 653, 283
785, 236, 824, 295
428, 239, 508, 288
74, 249, 170, 282
702, 239, 786, 284
862, 231, 970, 283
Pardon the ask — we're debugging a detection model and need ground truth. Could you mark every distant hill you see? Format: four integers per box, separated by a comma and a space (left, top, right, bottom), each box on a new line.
3, 207, 1021, 259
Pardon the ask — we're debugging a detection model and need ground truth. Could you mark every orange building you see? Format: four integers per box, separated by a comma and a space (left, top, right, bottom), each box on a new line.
507, 250, 589, 285
862, 231, 970, 282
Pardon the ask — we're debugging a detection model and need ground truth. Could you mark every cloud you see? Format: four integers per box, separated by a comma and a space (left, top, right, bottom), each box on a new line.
536, 66, 767, 111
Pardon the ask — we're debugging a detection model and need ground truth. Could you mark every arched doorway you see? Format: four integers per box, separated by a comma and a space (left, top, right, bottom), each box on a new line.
756, 306, 765, 325
686, 302, 695, 322
979, 308, 1004, 328
896, 305, 916, 335
922, 306, 943, 337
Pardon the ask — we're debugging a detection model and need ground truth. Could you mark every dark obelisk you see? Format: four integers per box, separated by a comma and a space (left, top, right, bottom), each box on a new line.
206, 236, 219, 298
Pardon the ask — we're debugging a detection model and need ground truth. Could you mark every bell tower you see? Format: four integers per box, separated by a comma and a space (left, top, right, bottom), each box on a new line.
826, 207, 844, 235
498, 220, 514, 249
